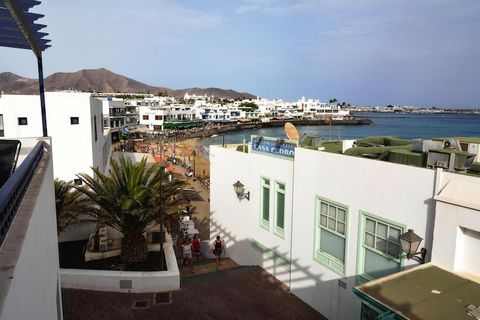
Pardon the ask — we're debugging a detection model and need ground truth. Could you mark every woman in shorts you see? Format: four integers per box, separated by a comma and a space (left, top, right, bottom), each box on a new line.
180, 237, 194, 273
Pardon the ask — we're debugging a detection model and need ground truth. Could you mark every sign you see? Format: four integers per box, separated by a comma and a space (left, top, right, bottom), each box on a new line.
250, 135, 296, 159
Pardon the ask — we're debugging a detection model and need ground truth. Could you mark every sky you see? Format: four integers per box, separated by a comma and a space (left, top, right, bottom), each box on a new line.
1, 0, 480, 107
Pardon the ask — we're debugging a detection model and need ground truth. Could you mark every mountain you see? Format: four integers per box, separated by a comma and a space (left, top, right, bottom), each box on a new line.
0, 72, 37, 93
0, 68, 256, 99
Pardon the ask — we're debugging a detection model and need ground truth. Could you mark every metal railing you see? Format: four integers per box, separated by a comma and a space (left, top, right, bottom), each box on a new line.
0, 141, 44, 247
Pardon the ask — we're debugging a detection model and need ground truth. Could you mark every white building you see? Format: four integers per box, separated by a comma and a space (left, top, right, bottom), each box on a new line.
209, 136, 480, 319
0, 92, 111, 181
99, 96, 127, 129
138, 104, 195, 131
297, 97, 350, 119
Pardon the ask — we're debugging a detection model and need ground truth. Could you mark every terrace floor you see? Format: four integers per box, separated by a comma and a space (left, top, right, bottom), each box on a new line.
62, 263, 326, 320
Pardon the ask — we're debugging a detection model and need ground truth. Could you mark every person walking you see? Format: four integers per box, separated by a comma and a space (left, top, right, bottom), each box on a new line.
180, 237, 194, 273
211, 235, 225, 271
192, 234, 201, 261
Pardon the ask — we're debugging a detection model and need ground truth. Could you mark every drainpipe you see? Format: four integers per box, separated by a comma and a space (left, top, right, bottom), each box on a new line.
288, 150, 296, 289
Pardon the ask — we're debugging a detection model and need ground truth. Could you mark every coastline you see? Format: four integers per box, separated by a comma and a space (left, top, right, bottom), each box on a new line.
182, 118, 373, 140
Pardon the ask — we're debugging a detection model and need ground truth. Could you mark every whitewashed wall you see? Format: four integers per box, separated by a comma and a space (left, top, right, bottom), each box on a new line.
0, 93, 109, 182
210, 144, 294, 284
432, 172, 480, 275
60, 236, 179, 293
209, 142, 480, 319
291, 148, 436, 320
1, 141, 61, 320
210, 144, 439, 320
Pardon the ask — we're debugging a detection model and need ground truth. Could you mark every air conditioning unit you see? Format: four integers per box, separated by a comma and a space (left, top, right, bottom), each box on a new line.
435, 160, 448, 168
412, 139, 443, 153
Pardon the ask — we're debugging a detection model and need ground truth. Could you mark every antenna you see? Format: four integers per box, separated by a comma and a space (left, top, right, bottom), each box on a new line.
284, 122, 300, 141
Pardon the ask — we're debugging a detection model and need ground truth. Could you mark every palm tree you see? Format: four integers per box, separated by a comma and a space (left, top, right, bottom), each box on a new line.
54, 179, 94, 235
76, 156, 185, 264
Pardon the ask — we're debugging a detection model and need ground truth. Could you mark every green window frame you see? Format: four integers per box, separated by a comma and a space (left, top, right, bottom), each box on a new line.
273, 182, 286, 238
314, 197, 348, 276
357, 212, 404, 283
260, 177, 270, 230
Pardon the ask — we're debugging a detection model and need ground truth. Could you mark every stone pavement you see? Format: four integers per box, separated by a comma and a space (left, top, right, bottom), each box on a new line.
62, 265, 326, 320
179, 258, 238, 278
172, 163, 211, 240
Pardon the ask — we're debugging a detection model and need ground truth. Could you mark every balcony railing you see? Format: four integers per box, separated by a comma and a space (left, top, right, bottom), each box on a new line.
0, 141, 44, 247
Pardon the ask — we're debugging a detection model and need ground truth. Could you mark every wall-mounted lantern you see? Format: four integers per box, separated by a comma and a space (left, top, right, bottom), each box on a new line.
399, 229, 427, 264
233, 180, 250, 201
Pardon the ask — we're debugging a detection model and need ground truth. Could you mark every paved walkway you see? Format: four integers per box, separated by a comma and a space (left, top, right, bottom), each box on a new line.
172, 163, 211, 240
62, 265, 326, 320
179, 258, 238, 278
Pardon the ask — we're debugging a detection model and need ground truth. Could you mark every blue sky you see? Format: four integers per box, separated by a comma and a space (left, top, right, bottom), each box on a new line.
1, 0, 480, 107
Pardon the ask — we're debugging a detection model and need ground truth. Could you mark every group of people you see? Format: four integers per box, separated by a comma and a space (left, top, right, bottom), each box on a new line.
179, 234, 225, 273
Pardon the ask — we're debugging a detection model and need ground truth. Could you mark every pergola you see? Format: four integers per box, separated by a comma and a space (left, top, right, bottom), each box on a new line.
0, 0, 51, 136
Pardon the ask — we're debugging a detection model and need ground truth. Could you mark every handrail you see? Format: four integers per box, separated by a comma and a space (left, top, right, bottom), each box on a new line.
0, 141, 44, 247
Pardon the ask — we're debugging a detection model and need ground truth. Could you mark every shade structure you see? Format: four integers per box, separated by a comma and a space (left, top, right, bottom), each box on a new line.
0, 0, 51, 56
0, 0, 51, 137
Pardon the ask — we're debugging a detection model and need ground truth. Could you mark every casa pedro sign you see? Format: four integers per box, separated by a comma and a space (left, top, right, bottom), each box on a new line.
250, 135, 297, 159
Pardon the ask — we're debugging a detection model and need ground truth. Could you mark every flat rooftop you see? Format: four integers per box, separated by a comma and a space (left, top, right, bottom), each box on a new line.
355, 264, 480, 320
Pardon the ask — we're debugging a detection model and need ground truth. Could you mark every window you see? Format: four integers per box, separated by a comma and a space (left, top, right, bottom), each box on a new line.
274, 182, 285, 238
93, 115, 98, 142
143, 115, 149, 120
314, 197, 348, 275
70, 117, 79, 125
260, 178, 270, 229
18, 117, 28, 125
155, 115, 162, 120
358, 212, 404, 282
0, 114, 4, 137
360, 301, 382, 320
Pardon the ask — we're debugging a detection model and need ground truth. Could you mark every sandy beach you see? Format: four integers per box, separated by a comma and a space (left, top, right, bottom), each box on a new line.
143, 137, 210, 180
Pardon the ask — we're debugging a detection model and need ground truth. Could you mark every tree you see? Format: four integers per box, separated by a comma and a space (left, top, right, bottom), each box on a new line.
54, 179, 94, 235
238, 102, 258, 110
329, 98, 338, 104
76, 156, 185, 263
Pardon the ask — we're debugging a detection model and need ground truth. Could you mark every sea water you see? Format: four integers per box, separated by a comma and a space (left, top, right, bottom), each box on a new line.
199, 112, 480, 158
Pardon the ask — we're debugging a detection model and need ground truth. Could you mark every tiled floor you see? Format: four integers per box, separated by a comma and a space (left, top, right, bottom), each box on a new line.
62, 265, 326, 320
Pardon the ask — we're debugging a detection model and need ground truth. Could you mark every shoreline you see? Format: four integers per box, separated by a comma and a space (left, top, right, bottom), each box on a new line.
143, 117, 373, 182
183, 118, 373, 140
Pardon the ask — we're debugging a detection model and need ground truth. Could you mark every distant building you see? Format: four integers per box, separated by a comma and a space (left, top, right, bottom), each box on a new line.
138, 104, 195, 131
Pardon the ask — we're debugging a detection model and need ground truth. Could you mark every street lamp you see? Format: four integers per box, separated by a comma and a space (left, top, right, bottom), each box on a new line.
233, 180, 250, 201
399, 229, 427, 264
158, 160, 169, 270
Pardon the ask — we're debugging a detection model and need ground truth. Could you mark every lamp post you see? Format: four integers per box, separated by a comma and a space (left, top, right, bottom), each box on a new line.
158, 160, 169, 270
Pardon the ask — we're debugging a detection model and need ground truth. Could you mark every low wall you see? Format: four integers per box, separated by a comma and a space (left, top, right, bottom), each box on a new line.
60, 235, 179, 293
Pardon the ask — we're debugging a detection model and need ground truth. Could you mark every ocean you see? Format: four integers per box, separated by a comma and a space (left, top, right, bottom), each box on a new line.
199, 112, 480, 158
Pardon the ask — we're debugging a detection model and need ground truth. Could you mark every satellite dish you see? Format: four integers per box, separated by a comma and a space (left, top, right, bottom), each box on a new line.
284, 122, 300, 141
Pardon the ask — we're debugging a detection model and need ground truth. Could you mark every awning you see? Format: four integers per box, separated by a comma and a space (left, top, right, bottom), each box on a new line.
0, 0, 51, 55
0, 0, 51, 136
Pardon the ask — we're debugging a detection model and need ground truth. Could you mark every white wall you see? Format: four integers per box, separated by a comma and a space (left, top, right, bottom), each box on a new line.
0, 92, 108, 181
1, 140, 61, 320
431, 172, 480, 275
290, 148, 436, 320
60, 236, 179, 293
210, 144, 438, 320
